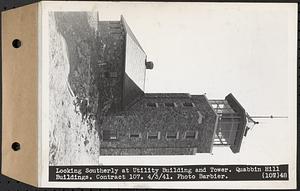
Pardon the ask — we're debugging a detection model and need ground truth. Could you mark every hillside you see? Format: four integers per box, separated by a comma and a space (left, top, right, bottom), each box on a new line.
48, 12, 100, 165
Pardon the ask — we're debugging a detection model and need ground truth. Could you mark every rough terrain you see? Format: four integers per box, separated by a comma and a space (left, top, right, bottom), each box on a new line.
48, 12, 100, 165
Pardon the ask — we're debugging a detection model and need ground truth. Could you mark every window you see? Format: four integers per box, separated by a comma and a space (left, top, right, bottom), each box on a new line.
146, 103, 158, 108
147, 132, 160, 140
183, 102, 195, 107
130, 133, 141, 138
104, 71, 110, 78
212, 104, 218, 109
109, 72, 118, 78
104, 71, 118, 78
185, 131, 198, 139
164, 102, 176, 107
197, 111, 204, 124
166, 132, 179, 139
103, 130, 117, 141
209, 100, 236, 114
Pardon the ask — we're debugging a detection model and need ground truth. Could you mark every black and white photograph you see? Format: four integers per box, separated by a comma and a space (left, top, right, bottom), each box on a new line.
39, 1, 297, 189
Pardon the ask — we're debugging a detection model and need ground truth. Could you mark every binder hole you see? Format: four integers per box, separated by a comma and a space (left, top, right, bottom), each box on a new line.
12, 39, 21, 48
11, 142, 20, 151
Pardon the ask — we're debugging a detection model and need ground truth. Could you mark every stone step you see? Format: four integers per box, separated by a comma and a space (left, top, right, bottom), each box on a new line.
109, 27, 123, 32
110, 31, 124, 35
109, 24, 122, 28
108, 21, 121, 25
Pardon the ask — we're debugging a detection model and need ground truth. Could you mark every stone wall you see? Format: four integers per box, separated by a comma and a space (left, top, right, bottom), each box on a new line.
100, 148, 196, 155
96, 21, 126, 115
99, 94, 217, 155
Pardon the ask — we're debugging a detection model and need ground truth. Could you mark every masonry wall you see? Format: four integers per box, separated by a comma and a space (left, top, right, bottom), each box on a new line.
100, 148, 197, 155
99, 94, 217, 155
96, 21, 126, 115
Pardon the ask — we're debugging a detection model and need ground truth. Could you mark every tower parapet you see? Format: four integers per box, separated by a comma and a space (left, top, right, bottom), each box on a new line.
209, 94, 247, 153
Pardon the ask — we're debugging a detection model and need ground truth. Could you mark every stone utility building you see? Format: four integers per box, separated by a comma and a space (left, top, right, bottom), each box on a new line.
96, 16, 255, 155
